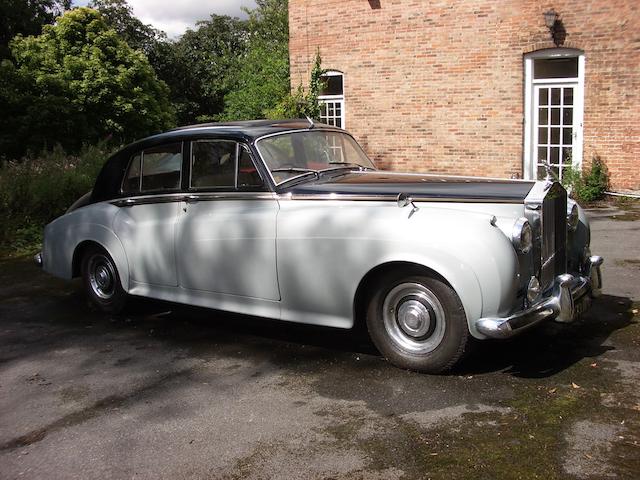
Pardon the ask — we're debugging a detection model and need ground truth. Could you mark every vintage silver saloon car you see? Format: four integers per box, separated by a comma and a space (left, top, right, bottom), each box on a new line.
37, 120, 603, 373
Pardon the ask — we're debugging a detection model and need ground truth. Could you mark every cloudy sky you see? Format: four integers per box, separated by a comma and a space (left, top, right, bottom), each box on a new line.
73, 0, 257, 38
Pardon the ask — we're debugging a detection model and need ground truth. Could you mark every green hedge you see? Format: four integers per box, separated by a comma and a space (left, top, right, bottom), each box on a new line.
0, 143, 113, 254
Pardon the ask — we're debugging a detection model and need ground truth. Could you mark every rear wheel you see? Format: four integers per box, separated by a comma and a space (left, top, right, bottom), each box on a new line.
366, 271, 470, 373
81, 246, 127, 314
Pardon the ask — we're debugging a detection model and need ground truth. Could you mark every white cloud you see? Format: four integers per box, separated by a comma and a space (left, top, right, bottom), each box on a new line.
73, 0, 257, 38
127, 0, 257, 38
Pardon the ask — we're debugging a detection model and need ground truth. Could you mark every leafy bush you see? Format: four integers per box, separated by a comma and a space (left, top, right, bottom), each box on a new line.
266, 50, 325, 120
562, 155, 609, 203
0, 143, 112, 253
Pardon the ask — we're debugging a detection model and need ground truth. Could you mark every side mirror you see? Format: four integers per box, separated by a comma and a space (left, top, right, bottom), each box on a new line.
397, 192, 412, 208
397, 193, 419, 217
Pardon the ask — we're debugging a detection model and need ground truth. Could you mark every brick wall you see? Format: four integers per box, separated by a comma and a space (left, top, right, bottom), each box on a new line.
289, 0, 640, 190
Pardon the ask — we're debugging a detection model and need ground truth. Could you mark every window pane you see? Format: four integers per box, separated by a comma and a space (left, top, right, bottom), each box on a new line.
551, 108, 560, 125
537, 165, 547, 180
533, 57, 578, 79
563, 88, 573, 105
563, 108, 573, 125
320, 74, 343, 96
538, 89, 548, 105
550, 147, 560, 164
550, 127, 560, 145
537, 147, 547, 162
550, 88, 561, 105
562, 147, 573, 164
538, 127, 548, 144
538, 108, 548, 125
123, 154, 141, 193
563, 128, 573, 145
141, 144, 182, 192
237, 146, 263, 189
191, 141, 236, 189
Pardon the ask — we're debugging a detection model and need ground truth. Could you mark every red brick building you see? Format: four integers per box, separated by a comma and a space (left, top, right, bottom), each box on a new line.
288, 0, 639, 191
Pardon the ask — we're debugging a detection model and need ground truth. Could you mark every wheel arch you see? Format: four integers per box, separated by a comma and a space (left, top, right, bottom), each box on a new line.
352, 256, 484, 336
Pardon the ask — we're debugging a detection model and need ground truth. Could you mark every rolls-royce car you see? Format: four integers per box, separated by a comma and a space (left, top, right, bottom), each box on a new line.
36, 120, 603, 373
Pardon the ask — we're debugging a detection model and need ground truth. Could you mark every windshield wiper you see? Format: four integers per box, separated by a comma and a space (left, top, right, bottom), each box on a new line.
271, 167, 317, 174
271, 168, 319, 186
319, 163, 375, 174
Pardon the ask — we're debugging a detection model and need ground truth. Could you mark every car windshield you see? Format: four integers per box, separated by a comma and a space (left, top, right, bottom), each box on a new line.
256, 130, 376, 185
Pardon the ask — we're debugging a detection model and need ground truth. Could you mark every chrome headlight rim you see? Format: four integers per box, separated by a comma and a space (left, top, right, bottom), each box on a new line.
512, 217, 533, 254
567, 201, 579, 231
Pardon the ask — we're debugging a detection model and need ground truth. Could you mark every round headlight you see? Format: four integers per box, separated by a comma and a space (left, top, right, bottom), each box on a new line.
567, 201, 579, 231
512, 217, 532, 254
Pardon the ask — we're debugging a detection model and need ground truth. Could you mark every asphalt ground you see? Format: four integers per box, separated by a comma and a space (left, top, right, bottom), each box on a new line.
0, 202, 639, 479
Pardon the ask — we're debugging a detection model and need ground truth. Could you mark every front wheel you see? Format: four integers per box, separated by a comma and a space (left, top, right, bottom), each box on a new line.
366, 272, 471, 373
81, 247, 127, 314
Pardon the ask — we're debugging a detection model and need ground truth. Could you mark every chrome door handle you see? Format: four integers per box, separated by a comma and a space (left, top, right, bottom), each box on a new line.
119, 198, 135, 207
184, 194, 199, 203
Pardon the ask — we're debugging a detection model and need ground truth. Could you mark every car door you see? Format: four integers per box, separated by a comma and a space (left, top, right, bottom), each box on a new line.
113, 142, 183, 287
176, 139, 280, 301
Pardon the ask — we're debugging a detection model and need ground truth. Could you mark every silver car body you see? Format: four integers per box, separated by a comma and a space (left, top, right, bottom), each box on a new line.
40, 121, 602, 340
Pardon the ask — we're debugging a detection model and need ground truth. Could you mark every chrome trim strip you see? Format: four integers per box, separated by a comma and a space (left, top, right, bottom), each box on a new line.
279, 193, 523, 204
111, 192, 277, 207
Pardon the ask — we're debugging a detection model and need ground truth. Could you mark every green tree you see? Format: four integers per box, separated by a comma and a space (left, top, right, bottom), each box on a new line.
221, 0, 290, 120
151, 15, 247, 125
0, 7, 175, 159
0, 0, 70, 59
88, 0, 164, 55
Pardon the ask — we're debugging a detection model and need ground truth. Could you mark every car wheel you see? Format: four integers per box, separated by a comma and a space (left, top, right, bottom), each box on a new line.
366, 272, 471, 373
81, 246, 127, 314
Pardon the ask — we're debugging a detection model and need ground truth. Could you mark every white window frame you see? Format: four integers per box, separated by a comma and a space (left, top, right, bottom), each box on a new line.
523, 48, 585, 180
318, 70, 345, 129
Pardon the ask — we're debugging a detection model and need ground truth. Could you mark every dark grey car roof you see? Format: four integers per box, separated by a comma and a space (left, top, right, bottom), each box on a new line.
130, 119, 341, 148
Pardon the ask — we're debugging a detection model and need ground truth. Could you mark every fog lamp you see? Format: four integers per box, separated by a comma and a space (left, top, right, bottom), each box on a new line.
527, 276, 542, 304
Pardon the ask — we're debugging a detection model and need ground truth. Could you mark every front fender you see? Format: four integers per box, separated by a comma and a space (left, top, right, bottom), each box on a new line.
357, 220, 520, 339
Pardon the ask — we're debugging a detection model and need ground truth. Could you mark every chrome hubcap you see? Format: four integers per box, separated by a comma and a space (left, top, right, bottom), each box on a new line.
397, 300, 432, 338
88, 254, 116, 300
382, 282, 446, 354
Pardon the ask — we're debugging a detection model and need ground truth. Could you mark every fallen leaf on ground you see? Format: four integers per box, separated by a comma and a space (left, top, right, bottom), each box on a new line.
548, 388, 557, 394
590, 363, 598, 368
571, 382, 581, 389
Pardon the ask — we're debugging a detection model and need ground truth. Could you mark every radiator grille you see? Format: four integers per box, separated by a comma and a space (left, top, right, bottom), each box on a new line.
540, 183, 567, 288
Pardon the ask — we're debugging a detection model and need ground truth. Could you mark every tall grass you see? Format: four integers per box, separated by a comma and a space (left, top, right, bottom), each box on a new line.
0, 143, 114, 254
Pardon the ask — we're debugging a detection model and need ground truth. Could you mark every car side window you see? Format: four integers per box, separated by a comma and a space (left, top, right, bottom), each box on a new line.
237, 145, 264, 189
141, 143, 182, 192
122, 144, 182, 195
191, 140, 237, 189
123, 153, 142, 193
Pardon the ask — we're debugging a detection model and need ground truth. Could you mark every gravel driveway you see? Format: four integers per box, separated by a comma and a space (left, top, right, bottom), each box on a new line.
0, 203, 639, 479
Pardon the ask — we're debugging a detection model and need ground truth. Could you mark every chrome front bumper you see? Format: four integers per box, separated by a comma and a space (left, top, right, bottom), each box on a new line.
476, 255, 604, 339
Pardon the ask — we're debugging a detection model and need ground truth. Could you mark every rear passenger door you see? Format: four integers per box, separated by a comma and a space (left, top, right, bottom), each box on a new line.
113, 142, 183, 287
176, 139, 280, 301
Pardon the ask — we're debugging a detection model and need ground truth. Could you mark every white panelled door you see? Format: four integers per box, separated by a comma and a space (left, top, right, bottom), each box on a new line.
533, 84, 577, 181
